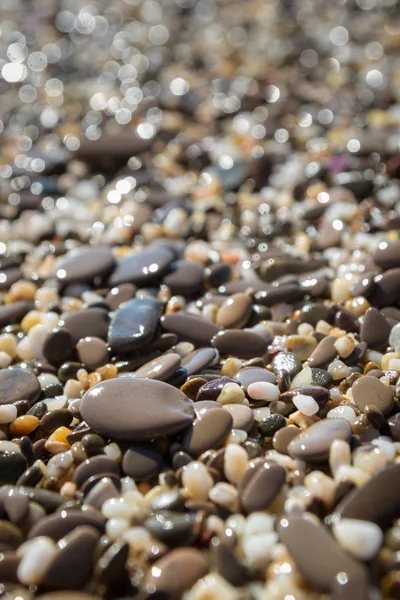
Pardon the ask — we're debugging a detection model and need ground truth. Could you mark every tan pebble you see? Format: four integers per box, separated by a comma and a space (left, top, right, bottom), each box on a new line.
329, 439, 351, 476
297, 323, 314, 336
286, 335, 317, 361
221, 357, 242, 378
77, 369, 90, 389
344, 296, 370, 317
225, 429, 247, 444
104, 442, 122, 462
334, 334, 356, 358
21, 310, 42, 333
96, 363, 118, 380
9, 415, 40, 436
6, 280, 37, 303
382, 352, 399, 371
288, 411, 319, 429
208, 482, 239, 511
44, 441, 70, 455
353, 447, 387, 475
182, 461, 214, 501
304, 471, 335, 507
88, 372, 102, 387
0, 333, 17, 358
364, 361, 380, 374
37, 255, 56, 280
202, 303, 218, 323
331, 278, 352, 303
217, 382, 245, 405
188, 573, 239, 600
62, 298, 83, 312
328, 360, 351, 380
334, 465, 371, 486
224, 444, 249, 484
315, 320, 331, 335
329, 327, 346, 338
60, 482, 77, 497
137, 482, 152, 495
64, 378, 83, 399
35, 286, 59, 312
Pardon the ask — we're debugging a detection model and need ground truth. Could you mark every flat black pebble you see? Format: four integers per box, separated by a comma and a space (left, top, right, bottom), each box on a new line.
108, 297, 162, 354
42, 329, 74, 365
145, 512, 197, 546
0, 452, 27, 484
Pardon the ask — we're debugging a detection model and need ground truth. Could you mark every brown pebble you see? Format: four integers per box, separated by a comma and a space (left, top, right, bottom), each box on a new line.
288, 418, 352, 462
352, 375, 393, 414
212, 329, 268, 358
272, 424, 301, 455
180, 377, 208, 401
216, 292, 253, 329
76, 337, 109, 370
239, 461, 286, 513
182, 409, 233, 457
144, 547, 209, 600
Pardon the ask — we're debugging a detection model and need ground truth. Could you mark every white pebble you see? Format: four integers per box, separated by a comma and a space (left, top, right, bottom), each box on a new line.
45, 451, 73, 479
327, 405, 357, 424
104, 443, 122, 462
38, 373, 60, 389
17, 336, 34, 360
292, 394, 319, 416
333, 518, 383, 561
102, 497, 135, 520
334, 465, 371, 486
290, 367, 312, 389
247, 381, 280, 402
43, 395, 67, 412
0, 404, 17, 424
353, 447, 387, 475
225, 429, 247, 444
244, 513, 275, 537
35, 287, 59, 311
389, 322, 400, 354
371, 438, 396, 461
208, 482, 239, 511
189, 573, 239, 600
27, 324, 49, 360
106, 517, 130, 541
253, 407, 271, 421
217, 382, 245, 405
64, 379, 83, 399
328, 360, 351, 380
388, 358, 400, 372
304, 471, 335, 507
242, 532, 278, 568
17, 536, 57, 585
224, 444, 249, 484
329, 439, 351, 476
0, 441, 21, 453
122, 526, 152, 551
182, 461, 214, 501
40, 312, 59, 330
0, 352, 12, 368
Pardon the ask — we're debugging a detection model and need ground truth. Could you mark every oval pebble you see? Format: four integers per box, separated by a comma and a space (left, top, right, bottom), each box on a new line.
80, 377, 194, 441
288, 418, 352, 462
182, 409, 233, 457
0, 367, 40, 405
212, 329, 268, 358
239, 461, 286, 513
247, 381, 280, 402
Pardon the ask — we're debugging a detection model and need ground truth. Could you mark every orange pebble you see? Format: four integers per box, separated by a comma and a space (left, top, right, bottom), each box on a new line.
46, 426, 71, 448
9, 415, 40, 436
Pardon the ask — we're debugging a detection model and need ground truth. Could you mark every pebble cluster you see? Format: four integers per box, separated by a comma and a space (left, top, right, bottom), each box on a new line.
1, 0, 400, 599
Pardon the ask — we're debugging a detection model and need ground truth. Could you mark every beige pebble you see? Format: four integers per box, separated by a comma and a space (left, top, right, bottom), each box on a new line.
182, 461, 214, 501
224, 444, 249, 484
286, 335, 317, 361
221, 357, 242, 378
334, 334, 356, 358
217, 382, 245, 405
0, 333, 17, 358
353, 447, 387, 475
315, 320, 332, 335
21, 310, 42, 333
331, 278, 352, 303
188, 573, 240, 600
64, 378, 83, 399
0, 352, 12, 368
334, 465, 371, 486
16, 336, 34, 360
382, 352, 399, 371
304, 471, 335, 507
17, 536, 57, 585
209, 482, 239, 511
35, 287, 59, 311
329, 439, 351, 476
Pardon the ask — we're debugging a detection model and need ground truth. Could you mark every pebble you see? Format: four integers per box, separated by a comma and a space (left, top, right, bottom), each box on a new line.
107, 297, 162, 354
239, 461, 286, 513
181, 347, 217, 376
182, 408, 232, 457
360, 307, 391, 349
215, 293, 253, 329
76, 337, 109, 370
163, 260, 204, 296
80, 377, 194, 441
0, 452, 27, 484
352, 375, 393, 414
212, 329, 268, 358
332, 518, 383, 561
161, 312, 221, 347
271, 352, 302, 378
109, 245, 175, 287
132, 352, 181, 381
292, 394, 319, 416
222, 404, 254, 431
373, 240, 400, 270
247, 381, 280, 402
308, 336, 337, 368
122, 444, 164, 480
143, 547, 209, 599
236, 367, 277, 390
61, 308, 110, 344
288, 419, 352, 462
0, 368, 40, 405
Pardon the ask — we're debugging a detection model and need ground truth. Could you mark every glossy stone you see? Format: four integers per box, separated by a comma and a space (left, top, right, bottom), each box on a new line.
108, 297, 162, 354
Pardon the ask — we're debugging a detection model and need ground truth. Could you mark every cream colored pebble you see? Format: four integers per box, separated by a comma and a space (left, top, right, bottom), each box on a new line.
0, 333, 17, 358
388, 358, 400, 372
315, 320, 331, 335
122, 527, 152, 552
334, 465, 371, 486
334, 334, 356, 358
21, 310, 42, 333
40, 311, 60, 330
35, 287, 59, 311
225, 429, 247, 444
104, 442, 122, 462
242, 531, 278, 568
17, 336, 34, 360
217, 382, 245, 405
64, 379, 83, 399
0, 405, 17, 424
382, 352, 399, 371
27, 324, 49, 359
17, 536, 57, 585
328, 359, 351, 380
329, 439, 351, 476
60, 481, 77, 498
106, 517, 130, 541
304, 471, 336, 507
0, 352, 12, 368
224, 444, 249, 484
209, 482, 239, 511
221, 357, 242, 378
188, 573, 240, 600
244, 513, 275, 537
331, 278, 352, 303
182, 461, 214, 502
297, 322, 314, 336
353, 447, 387, 475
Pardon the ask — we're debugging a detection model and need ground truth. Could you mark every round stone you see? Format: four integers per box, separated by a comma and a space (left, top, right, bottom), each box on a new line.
352, 376, 393, 415
0, 367, 40, 405
80, 377, 195, 441
55, 246, 115, 285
